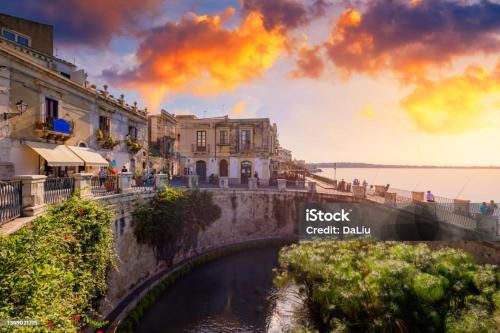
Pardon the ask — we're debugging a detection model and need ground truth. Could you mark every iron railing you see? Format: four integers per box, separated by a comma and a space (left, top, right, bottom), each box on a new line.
44, 177, 74, 205
131, 175, 155, 191
91, 175, 119, 197
0, 180, 22, 225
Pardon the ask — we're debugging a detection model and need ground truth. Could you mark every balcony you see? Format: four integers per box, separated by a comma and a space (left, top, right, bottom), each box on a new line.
96, 130, 119, 150
191, 144, 210, 154
34, 118, 74, 142
127, 139, 142, 153
239, 142, 253, 152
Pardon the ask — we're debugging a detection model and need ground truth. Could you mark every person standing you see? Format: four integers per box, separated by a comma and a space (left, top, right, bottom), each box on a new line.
480, 202, 489, 215
488, 200, 498, 215
426, 190, 435, 202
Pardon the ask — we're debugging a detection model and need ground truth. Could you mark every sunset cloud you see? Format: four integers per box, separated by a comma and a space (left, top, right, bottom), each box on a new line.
325, 0, 500, 79
401, 63, 500, 133
290, 44, 325, 79
3, 0, 163, 48
231, 101, 247, 116
103, 10, 285, 110
241, 0, 329, 31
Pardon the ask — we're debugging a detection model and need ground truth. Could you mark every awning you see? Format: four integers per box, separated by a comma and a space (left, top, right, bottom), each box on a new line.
67, 146, 109, 167
26, 141, 84, 167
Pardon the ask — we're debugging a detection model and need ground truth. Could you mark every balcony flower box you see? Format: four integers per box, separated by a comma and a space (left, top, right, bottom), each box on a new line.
127, 139, 142, 153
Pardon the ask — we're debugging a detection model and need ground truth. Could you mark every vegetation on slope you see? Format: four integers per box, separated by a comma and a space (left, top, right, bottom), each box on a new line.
0, 196, 114, 332
132, 187, 221, 263
275, 240, 500, 333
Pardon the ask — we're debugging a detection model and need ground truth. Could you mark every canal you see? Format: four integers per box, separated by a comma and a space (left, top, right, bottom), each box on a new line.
134, 245, 283, 333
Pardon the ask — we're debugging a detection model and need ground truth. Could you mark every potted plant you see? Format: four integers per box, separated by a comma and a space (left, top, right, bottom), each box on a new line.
96, 129, 105, 145
134, 168, 145, 186
104, 178, 116, 192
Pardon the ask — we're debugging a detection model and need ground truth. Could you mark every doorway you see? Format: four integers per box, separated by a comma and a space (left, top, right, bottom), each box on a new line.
196, 160, 207, 181
240, 161, 252, 184
219, 159, 228, 177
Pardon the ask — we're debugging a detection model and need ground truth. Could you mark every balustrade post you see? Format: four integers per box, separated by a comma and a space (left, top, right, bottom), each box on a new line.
219, 176, 229, 189
277, 178, 287, 191
308, 181, 317, 193
118, 172, 133, 193
73, 173, 93, 198
154, 173, 168, 190
352, 185, 366, 199
13, 175, 47, 217
248, 177, 258, 190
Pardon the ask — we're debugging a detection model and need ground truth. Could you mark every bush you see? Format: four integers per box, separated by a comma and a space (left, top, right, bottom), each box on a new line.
132, 187, 221, 263
0, 196, 114, 332
275, 240, 500, 332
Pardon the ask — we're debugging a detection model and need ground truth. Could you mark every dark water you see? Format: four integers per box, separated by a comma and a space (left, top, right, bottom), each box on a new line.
134, 246, 282, 333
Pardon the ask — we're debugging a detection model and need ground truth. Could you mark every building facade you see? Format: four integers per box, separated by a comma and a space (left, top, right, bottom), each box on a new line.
176, 115, 278, 185
0, 14, 148, 179
148, 109, 178, 175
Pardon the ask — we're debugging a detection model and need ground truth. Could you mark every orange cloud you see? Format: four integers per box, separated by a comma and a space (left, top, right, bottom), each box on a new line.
325, 1, 500, 80
290, 44, 325, 79
231, 101, 247, 116
104, 10, 285, 110
401, 64, 500, 133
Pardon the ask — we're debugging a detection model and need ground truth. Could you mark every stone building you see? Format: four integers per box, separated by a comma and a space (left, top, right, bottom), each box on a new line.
0, 13, 148, 178
148, 109, 178, 175
176, 115, 279, 185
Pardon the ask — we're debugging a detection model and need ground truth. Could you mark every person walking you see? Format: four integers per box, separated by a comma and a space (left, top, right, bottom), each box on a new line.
426, 190, 435, 202
98, 168, 107, 187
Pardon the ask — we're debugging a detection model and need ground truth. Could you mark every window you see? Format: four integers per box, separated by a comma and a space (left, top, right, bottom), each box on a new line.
2, 28, 31, 47
99, 116, 111, 137
2, 29, 15, 41
128, 126, 137, 140
219, 130, 228, 145
45, 98, 58, 122
196, 130, 207, 150
240, 129, 251, 151
17, 35, 30, 46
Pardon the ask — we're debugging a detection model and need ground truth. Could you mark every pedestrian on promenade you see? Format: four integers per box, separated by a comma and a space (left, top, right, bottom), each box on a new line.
488, 200, 498, 215
362, 180, 368, 187
480, 202, 489, 215
426, 190, 435, 202
121, 165, 128, 173
98, 167, 107, 186
353, 179, 360, 186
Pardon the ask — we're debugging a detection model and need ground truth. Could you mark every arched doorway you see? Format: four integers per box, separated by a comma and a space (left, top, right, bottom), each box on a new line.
240, 161, 252, 184
196, 160, 207, 181
219, 159, 228, 177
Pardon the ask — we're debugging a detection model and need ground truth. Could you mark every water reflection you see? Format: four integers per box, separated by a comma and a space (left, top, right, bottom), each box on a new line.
135, 246, 282, 333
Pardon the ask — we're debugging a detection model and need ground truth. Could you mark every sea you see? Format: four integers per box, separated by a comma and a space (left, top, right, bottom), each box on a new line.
317, 168, 500, 202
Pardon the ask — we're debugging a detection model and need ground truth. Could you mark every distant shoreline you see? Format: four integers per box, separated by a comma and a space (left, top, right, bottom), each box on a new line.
308, 163, 500, 169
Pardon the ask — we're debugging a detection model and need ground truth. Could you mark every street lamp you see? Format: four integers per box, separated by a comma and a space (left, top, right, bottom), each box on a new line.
3, 100, 28, 121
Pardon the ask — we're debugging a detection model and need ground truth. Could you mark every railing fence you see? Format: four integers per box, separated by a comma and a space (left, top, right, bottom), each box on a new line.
44, 177, 74, 205
91, 175, 119, 197
0, 180, 22, 225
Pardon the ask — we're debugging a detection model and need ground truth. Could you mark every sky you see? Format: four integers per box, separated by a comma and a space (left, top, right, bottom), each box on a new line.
2, 0, 500, 165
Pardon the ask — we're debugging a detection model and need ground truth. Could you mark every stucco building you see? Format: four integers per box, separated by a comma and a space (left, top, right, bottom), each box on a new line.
148, 109, 178, 175
0, 13, 148, 178
176, 115, 279, 185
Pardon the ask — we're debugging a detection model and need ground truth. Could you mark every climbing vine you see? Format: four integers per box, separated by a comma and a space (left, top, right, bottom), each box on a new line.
132, 187, 221, 263
0, 195, 115, 332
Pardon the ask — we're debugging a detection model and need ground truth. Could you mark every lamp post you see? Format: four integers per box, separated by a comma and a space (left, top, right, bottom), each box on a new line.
3, 100, 28, 121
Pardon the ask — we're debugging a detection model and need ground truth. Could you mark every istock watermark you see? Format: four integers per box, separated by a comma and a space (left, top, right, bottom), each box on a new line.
299, 203, 371, 240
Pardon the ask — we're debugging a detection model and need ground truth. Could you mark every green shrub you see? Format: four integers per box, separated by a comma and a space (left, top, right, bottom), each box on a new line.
132, 187, 221, 263
0, 196, 114, 332
275, 240, 500, 333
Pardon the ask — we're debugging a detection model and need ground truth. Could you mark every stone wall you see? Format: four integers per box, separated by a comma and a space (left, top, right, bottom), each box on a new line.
98, 190, 353, 319
97, 188, 499, 327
